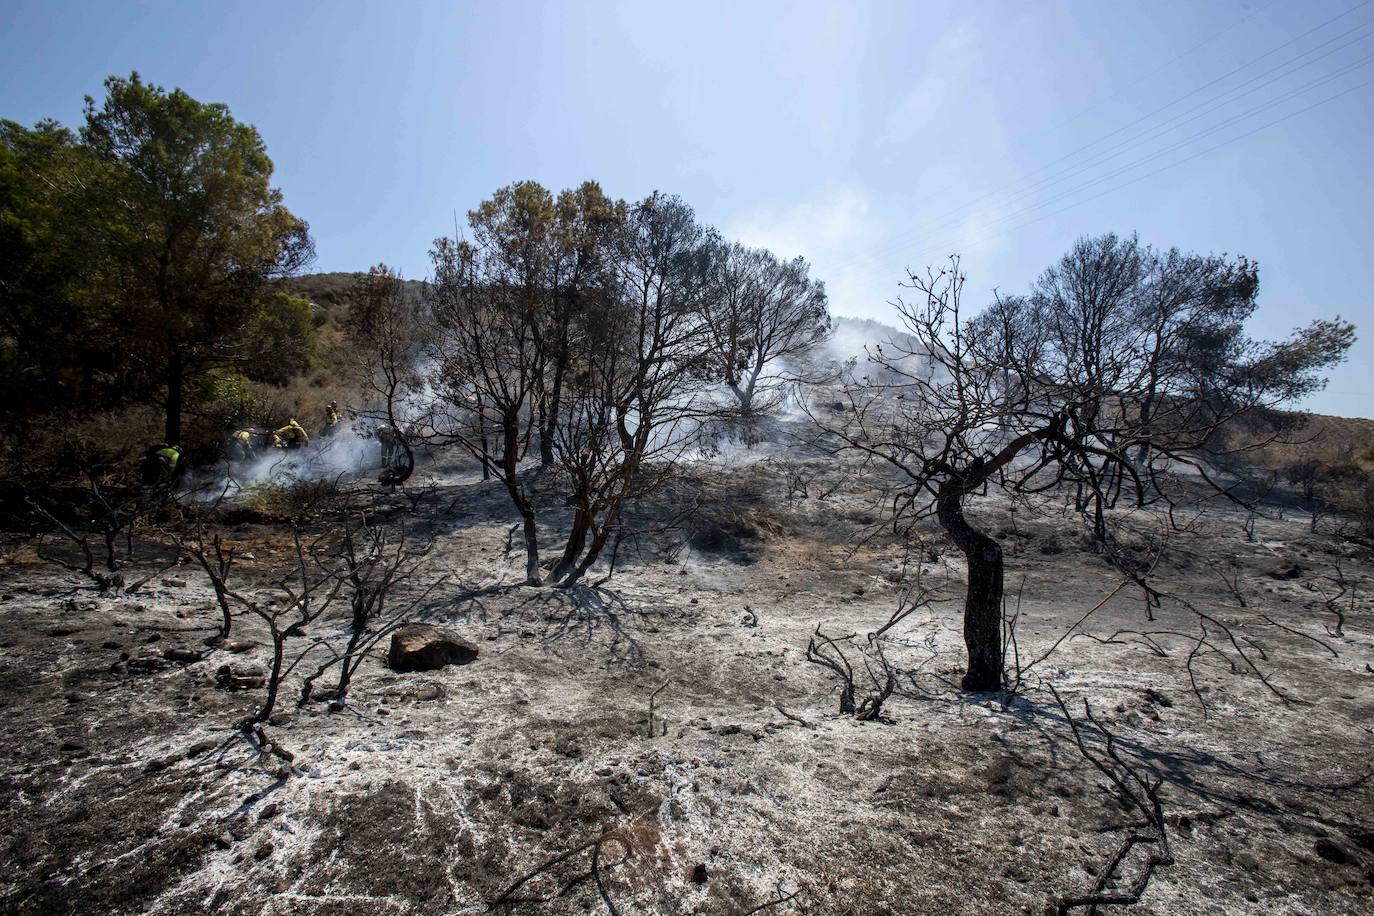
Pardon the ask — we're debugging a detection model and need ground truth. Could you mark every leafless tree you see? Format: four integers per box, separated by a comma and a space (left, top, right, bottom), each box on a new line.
811, 235, 1354, 691
804, 624, 896, 720
543, 193, 719, 586
346, 264, 427, 486
297, 517, 444, 708
429, 223, 547, 583
700, 240, 829, 416
188, 524, 342, 725
178, 523, 238, 639
24, 461, 177, 594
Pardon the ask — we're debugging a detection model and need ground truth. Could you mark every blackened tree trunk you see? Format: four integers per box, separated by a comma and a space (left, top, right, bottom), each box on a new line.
539, 339, 568, 467
551, 500, 591, 583
558, 507, 618, 588
501, 412, 541, 585
937, 482, 1004, 692
165, 349, 184, 445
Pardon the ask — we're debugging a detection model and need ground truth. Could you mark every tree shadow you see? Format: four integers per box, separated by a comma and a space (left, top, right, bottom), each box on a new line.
503, 584, 673, 668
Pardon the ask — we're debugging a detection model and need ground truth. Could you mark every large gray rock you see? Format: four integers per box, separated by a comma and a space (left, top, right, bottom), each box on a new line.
387, 624, 478, 673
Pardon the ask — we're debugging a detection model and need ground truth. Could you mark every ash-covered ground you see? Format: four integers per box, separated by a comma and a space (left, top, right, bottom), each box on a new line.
2, 431, 1373, 914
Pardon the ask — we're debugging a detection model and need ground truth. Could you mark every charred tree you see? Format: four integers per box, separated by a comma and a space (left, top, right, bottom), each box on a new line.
812, 236, 1353, 691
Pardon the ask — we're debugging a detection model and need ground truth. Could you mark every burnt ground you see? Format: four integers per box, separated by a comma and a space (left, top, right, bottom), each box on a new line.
1, 447, 1373, 915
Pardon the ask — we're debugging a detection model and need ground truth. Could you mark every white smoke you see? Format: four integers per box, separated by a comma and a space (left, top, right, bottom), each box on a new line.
184, 424, 385, 502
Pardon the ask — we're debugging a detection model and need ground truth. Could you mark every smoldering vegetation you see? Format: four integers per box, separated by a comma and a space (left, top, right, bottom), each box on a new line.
3, 75, 1374, 916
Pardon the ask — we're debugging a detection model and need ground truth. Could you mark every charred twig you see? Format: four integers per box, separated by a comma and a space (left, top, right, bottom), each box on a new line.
1002, 574, 1025, 692
488, 832, 632, 913
1021, 579, 1131, 677
774, 703, 816, 729
805, 624, 895, 721
1259, 614, 1339, 659
646, 679, 671, 739
248, 723, 296, 774
741, 883, 805, 914
1047, 685, 1173, 914
1217, 563, 1246, 608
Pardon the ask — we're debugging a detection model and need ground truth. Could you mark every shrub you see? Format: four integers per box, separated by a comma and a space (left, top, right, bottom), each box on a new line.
239, 476, 341, 519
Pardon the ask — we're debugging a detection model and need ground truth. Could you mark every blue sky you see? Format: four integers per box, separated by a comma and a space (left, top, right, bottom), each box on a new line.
3, 0, 1372, 417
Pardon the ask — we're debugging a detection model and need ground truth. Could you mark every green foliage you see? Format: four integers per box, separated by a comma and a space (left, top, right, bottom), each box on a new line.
0, 73, 316, 476
195, 369, 271, 430
80, 72, 315, 443
239, 293, 317, 385
0, 120, 112, 425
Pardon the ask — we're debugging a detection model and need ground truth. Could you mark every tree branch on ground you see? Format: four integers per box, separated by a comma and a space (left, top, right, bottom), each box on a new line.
1047, 685, 1173, 914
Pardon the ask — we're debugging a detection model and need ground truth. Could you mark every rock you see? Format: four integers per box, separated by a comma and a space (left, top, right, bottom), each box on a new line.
690, 863, 708, 884
215, 663, 266, 691
258, 802, 280, 820
101, 640, 121, 650
127, 656, 165, 673
144, 756, 171, 773
413, 681, 446, 701
161, 578, 188, 588
1236, 851, 1261, 872
220, 638, 258, 654
1268, 562, 1304, 580
163, 647, 201, 663
49, 626, 79, 637
1315, 838, 1356, 865
186, 739, 218, 758
387, 624, 478, 673
215, 831, 234, 849
59, 740, 86, 754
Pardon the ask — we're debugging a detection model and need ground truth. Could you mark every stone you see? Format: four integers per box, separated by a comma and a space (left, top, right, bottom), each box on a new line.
215, 831, 234, 849
220, 638, 258, 653
386, 624, 478, 673
163, 647, 201, 663
413, 681, 446, 701
1315, 838, 1355, 865
215, 663, 266, 691
690, 863, 708, 884
186, 739, 218, 758
1268, 562, 1304, 580
258, 802, 280, 820
1236, 851, 1261, 872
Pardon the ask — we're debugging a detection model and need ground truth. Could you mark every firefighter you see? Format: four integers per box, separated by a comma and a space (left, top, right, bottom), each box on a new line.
228, 428, 256, 461
271, 419, 309, 449
323, 400, 341, 432
141, 443, 182, 487
375, 423, 398, 466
